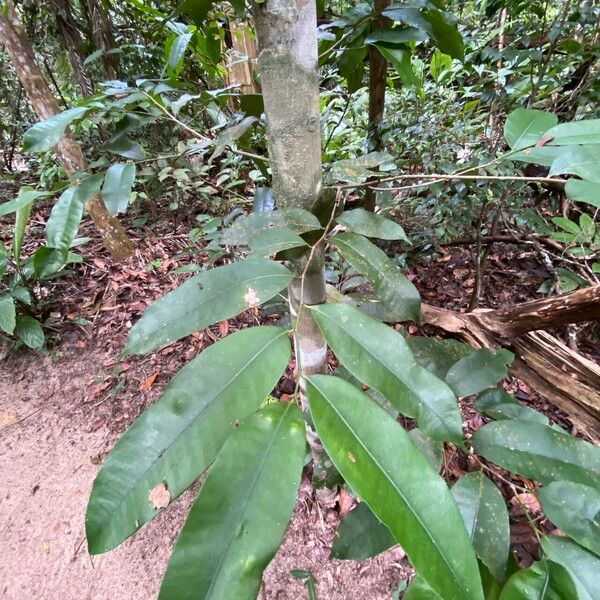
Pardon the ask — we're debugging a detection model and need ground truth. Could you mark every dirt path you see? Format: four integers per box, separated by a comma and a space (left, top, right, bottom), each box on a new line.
0, 344, 407, 600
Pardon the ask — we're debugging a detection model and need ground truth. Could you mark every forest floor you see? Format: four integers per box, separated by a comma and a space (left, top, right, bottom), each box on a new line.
1, 201, 598, 599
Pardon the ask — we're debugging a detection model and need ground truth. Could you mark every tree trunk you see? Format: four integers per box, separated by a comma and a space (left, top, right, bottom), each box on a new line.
79, 0, 120, 80
51, 0, 94, 97
363, 0, 390, 212
0, 1, 133, 261
252, 1, 327, 396
421, 287, 600, 436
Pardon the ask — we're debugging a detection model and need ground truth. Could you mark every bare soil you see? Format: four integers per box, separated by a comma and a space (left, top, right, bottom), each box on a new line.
0, 342, 408, 600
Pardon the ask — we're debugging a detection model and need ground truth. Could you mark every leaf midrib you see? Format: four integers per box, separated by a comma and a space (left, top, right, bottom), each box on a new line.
311, 379, 474, 599
95, 331, 286, 530
314, 308, 454, 435
205, 404, 293, 598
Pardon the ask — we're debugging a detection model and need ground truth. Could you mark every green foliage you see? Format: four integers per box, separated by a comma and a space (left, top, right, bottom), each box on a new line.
158, 403, 305, 599
124, 258, 292, 355
86, 326, 291, 553
451, 472, 510, 582
307, 374, 483, 600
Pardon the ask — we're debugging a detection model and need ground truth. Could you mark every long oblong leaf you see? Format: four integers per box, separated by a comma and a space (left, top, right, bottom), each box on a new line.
471, 421, 600, 488
307, 375, 483, 600
331, 232, 420, 322
336, 208, 409, 242
86, 326, 291, 554
541, 537, 600, 600
124, 258, 292, 355
102, 163, 136, 215
158, 402, 305, 600
23, 106, 89, 152
503, 108, 558, 150
546, 119, 600, 145
331, 502, 395, 560
451, 472, 510, 582
537, 481, 600, 557
311, 303, 463, 444
498, 559, 577, 600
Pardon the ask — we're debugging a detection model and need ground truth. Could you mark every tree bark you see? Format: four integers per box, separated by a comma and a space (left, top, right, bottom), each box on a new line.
0, 1, 133, 260
51, 0, 94, 97
421, 286, 600, 436
363, 0, 390, 212
252, 1, 327, 393
79, 0, 120, 80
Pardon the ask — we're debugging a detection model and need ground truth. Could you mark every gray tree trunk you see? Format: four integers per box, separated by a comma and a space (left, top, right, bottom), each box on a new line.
251, 1, 327, 395
0, 1, 133, 261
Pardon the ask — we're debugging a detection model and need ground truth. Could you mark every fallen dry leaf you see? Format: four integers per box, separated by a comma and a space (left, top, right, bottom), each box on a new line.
148, 482, 170, 510
0, 412, 16, 429
218, 320, 229, 337
139, 372, 158, 392
244, 287, 261, 308
338, 489, 356, 516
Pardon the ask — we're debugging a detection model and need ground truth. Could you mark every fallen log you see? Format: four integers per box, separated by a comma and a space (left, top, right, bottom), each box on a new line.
421, 285, 600, 437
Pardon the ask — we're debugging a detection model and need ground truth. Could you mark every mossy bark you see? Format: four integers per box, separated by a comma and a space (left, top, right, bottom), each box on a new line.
252, 0, 327, 387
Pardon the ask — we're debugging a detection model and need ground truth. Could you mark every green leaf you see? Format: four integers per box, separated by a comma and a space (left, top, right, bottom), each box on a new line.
0, 187, 50, 218
331, 502, 396, 560
311, 303, 462, 444
541, 537, 600, 600
429, 51, 452, 81
46, 176, 103, 251
336, 208, 409, 242
0, 295, 16, 335
484, 403, 549, 426
307, 375, 483, 600
12, 199, 32, 263
383, 7, 464, 60
14, 315, 44, 349
546, 119, 600, 145
210, 116, 257, 160
552, 216, 581, 235
509, 145, 564, 167
103, 135, 146, 160
565, 179, 600, 209
222, 208, 321, 246
406, 336, 474, 380
32, 246, 69, 278
451, 472, 510, 581
498, 559, 578, 600
86, 326, 291, 554
537, 482, 600, 557
158, 402, 305, 600
102, 163, 136, 215
23, 106, 89, 152
408, 428, 443, 472
179, 0, 215, 26
167, 31, 193, 71
404, 575, 443, 600
504, 109, 558, 151
327, 152, 393, 184
365, 27, 427, 47
46, 187, 84, 250
549, 145, 600, 182
471, 421, 600, 489
125, 258, 292, 355
445, 348, 514, 397
248, 228, 307, 256
376, 45, 420, 87
331, 232, 420, 322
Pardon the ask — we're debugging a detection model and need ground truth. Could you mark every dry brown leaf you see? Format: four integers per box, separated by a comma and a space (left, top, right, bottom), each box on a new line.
218, 320, 229, 337
139, 372, 158, 392
338, 489, 356, 516
148, 482, 171, 510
